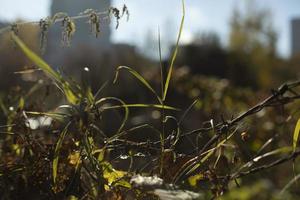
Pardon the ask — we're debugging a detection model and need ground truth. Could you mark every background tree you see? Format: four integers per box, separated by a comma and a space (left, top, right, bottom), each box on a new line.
229, 1, 279, 88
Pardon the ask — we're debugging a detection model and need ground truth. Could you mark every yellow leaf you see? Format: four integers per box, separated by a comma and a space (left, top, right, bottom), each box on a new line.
68, 152, 81, 165
188, 173, 205, 187
102, 161, 131, 189
293, 118, 300, 151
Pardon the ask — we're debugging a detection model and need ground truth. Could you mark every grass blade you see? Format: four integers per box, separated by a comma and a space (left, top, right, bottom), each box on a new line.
11, 33, 61, 83
95, 97, 129, 134
280, 174, 300, 195
100, 103, 179, 111
114, 66, 162, 104
11, 33, 80, 104
293, 118, 300, 151
179, 99, 199, 124
158, 28, 164, 99
162, 0, 185, 101
252, 147, 293, 163
25, 111, 70, 122
53, 122, 71, 186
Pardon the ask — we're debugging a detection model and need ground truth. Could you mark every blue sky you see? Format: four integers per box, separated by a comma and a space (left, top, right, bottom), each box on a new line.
0, 0, 300, 57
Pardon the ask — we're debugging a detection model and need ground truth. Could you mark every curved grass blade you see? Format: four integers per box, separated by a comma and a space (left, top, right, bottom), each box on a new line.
53, 121, 71, 185
162, 0, 185, 101
108, 123, 162, 143
11, 33, 61, 82
293, 118, 300, 151
94, 80, 108, 100
114, 66, 162, 104
163, 116, 180, 147
95, 97, 129, 134
11, 33, 80, 104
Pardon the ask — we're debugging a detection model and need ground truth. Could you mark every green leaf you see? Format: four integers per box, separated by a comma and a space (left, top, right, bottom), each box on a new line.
114, 66, 162, 104
163, 0, 185, 101
293, 118, 300, 151
53, 122, 71, 185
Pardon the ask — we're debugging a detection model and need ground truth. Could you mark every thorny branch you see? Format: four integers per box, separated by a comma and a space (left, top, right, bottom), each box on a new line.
231, 149, 300, 179
96, 80, 300, 184
171, 80, 300, 182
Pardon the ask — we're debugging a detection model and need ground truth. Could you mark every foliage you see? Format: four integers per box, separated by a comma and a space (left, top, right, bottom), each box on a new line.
229, 1, 279, 88
0, 1, 300, 200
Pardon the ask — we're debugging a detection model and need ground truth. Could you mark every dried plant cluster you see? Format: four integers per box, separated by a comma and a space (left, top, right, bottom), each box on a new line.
0, 4, 129, 53
0, 1, 300, 200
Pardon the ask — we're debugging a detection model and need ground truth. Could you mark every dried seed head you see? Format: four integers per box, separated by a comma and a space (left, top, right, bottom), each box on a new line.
39, 17, 52, 53
122, 5, 130, 21
61, 16, 76, 46
109, 7, 121, 29
89, 12, 101, 38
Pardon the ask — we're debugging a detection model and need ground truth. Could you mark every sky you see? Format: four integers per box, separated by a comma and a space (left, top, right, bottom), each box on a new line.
0, 0, 300, 58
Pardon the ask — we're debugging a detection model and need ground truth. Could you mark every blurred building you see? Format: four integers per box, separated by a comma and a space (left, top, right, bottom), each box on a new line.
45, 0, 112, 67
291, 18, 300, 57
44, 0, 149, 92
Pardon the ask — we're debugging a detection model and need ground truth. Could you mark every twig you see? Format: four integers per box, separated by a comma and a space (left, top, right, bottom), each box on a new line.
172, 80, 300, 183
231, 149, 300, 179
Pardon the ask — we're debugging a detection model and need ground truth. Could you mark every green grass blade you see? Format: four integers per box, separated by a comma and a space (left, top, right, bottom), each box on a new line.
179, 99, 199, 124
53, 122, 71, 185
25, 111, 70, 122
162, 0, 185, 101
293, 118, 300, 151
108, 123, 163, 143
100, 103, 180, 111
158, 28, 164, 98
95, 97, 129, 134
114, 66, 162, 104
11, 33, 80, 104
11, 33, 61, 83
63, 82, 81, 104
